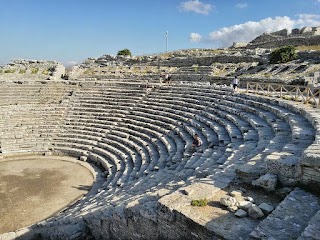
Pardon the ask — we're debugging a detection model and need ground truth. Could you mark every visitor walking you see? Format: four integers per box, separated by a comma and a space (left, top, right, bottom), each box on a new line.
232, 76, 239, 92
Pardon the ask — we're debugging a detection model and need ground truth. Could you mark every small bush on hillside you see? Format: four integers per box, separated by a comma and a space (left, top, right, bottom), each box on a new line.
31, 68, 39, 74
264, 73, 272, 78
191, 198, 208, 206
269, 46, 297, 64
117, 48, 132, 56
4, 69, 15, 73
19, 69, 26, 74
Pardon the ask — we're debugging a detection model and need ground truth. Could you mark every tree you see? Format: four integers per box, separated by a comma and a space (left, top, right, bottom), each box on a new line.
269, 46, 297, 64
117, 48, 132, 56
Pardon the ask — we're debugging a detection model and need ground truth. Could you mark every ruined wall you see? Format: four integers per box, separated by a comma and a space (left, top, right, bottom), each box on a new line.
155, 55, 261, 67
247, 35, 320, 49
82, 201, 216, 240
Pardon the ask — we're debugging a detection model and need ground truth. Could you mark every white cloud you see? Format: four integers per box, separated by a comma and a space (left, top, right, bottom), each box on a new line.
235, 3, 248, 9
63, 60, 78, 67
179, 0, 213, 15
189, 15, 320, 47
190, 33, 203, 42
295, 14, 320, 27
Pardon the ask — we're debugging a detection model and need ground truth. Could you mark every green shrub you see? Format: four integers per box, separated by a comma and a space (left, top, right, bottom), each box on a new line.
191, 198, 208, 207
264, 73, 272, 78
269, 46, 297, 64
19, 69, 26, 74
31, 68, 39, 74
4, 69, 15, 73
117, 48, 132, 56
83, 69, 93, 75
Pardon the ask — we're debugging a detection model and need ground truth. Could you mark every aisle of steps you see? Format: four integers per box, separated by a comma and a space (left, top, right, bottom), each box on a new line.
250, 188, 320, 240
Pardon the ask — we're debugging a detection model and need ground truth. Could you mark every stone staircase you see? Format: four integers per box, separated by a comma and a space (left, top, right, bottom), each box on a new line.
250, 188, 320, 240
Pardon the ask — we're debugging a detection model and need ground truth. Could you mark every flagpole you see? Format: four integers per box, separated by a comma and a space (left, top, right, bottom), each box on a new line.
166, 31, 168, 52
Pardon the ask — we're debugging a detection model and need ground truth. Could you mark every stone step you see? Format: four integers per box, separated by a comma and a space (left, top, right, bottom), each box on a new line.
298, 209, 320, 240
249, 188, 320, 240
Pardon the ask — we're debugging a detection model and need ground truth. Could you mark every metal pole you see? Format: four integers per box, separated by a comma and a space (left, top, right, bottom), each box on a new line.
166, 31, 168, 52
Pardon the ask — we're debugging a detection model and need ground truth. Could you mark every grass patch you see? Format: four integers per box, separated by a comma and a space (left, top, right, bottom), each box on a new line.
296, 45, 320, 51
42, 69, 49, 75
4, 69, 15, 73
19, 69, 26, 74
264, 73, 272, 78
191, 198, 208, 207
31, 68, 39, 74
83, 69, 94, 75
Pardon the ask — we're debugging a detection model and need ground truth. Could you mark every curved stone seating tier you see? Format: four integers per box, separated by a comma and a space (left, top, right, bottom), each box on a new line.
134, 99, 233, 168
233, 92, 320, 186
0, 105, 67, 155
0, 82, 76, 105
144, 88, 274, 183
159, 85, 315, 183
0, 81, 319, 240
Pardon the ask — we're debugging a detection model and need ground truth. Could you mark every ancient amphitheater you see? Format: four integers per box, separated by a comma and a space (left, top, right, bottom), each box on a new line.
0, 28, 320, 240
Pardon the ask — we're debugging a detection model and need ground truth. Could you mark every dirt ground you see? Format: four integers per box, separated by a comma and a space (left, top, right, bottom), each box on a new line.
0, 157, 94, 234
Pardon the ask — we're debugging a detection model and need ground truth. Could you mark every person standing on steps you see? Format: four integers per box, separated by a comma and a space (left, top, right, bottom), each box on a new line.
232, 76, 239, 93
191, 133, 202, 154
192, 133, 202, 148
167, 74, 172, 85
162, 73, 172, 85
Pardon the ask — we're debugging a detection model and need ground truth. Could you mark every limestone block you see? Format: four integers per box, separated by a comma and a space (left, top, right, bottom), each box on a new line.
0, 232, 16, 240
238, 200, 253, 211
258, 203, 274, 214
301, 145, 320, 167
230, 190, 243, 198
235, 209, 248, 218
44, 151, 52, 156
182, 182, 220, 199
252, 173, 278, 191
220, 196, 237, 208
15, 227, 36, 238
248, 204, 264, 219
245, 196, 254, 202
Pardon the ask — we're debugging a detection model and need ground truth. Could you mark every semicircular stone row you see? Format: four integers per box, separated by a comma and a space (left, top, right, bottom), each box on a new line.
46, 83, 314, 216
0, 81, 318, 239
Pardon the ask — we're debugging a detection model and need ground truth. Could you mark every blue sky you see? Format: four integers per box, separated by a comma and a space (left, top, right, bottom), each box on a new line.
0, 0, 319, 66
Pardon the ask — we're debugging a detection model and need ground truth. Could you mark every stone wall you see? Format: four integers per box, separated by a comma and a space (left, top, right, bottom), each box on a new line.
81, 201, 215, 240
154, 55, 261, 67
246, 35, 320, 49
